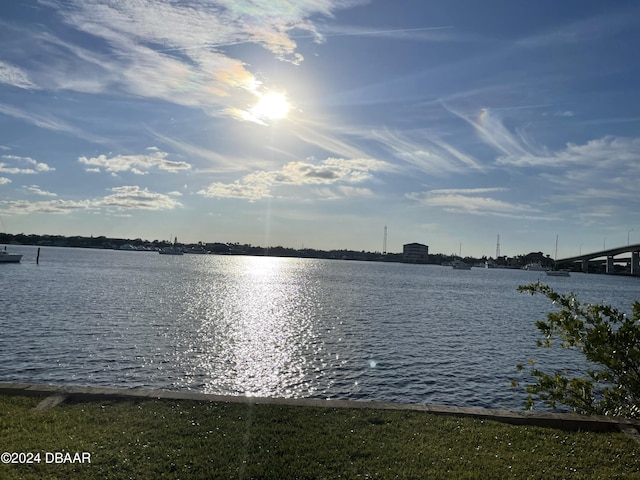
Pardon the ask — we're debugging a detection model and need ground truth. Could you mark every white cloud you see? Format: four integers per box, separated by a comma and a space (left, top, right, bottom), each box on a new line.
0, 185, 181, 215
0, 198, 90, 215
198, 181, 271, 201
0, 177, 11, 184
198, 157, 392, 200
95, 186, 182, 211
79, 150, 191, 174
427, 187, 508, 195
0, 155, 55, 174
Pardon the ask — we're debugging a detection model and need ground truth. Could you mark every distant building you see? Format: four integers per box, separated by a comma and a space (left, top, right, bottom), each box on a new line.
403, 243, 429, 263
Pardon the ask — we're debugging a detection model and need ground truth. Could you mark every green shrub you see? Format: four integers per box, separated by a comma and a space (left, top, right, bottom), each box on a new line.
516, 282, 640, 418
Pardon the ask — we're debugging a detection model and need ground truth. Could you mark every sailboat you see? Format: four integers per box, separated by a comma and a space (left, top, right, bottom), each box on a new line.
0, 246, 22, 263
546, 235, 570, 276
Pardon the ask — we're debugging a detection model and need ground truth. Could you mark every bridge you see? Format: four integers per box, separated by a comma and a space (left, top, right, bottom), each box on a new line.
556, 243, 640, 275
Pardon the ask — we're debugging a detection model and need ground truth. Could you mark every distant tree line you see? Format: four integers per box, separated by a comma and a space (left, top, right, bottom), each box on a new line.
0, 232, 402, 261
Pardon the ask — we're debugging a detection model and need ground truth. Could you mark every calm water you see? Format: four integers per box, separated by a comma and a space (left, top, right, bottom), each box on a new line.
1, 245, 639, 410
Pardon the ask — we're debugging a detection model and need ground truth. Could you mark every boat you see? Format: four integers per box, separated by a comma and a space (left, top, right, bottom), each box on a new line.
524, 262, 547, 271
546, 235, 570, 277
159, 236, 184, 255
0, 247, 22, 263
546, 270, 570, 277
159, 245, 184, 255
184, 246, 207, 254
451, 259, 471, 270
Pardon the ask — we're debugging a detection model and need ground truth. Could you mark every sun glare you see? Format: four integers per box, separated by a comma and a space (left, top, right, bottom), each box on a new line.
251, 92, 290, 121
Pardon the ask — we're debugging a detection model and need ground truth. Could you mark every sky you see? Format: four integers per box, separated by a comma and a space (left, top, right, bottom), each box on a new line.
1, 0, 639, 258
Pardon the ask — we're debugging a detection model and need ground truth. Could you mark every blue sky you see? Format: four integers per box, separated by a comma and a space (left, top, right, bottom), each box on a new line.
1, 0, 639, 257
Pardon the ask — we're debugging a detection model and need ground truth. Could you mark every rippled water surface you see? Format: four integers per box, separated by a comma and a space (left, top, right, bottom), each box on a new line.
1, 246, 638, 410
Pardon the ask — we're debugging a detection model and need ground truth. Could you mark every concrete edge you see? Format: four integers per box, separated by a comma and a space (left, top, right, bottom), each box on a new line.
1, 382, 639, 434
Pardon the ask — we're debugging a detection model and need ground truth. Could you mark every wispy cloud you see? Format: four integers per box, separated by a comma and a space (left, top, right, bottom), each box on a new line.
289, 119, 375, 161
495, 136, 640, 169
147, 128, 267, 174
13, 0, 360, 121
439, 105, 640, 225
23, 185, 57, 197
446, 106, 537, 160
370, 128, 485, 175
314, 24, 458, 42
448, 106, 640, 174
78, 148, 192, 175
407, 187, 545, 219
550, 111, 574, 117
515, 5, 640, 49
0, 61, 39, 90
314, 185, 374, 200
0, 103, 107, 143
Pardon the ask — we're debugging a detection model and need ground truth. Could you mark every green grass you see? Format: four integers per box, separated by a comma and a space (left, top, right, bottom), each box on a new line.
1, 394, 639, 479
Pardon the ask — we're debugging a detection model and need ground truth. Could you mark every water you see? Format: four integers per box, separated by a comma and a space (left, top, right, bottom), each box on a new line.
1, 245, 638, 410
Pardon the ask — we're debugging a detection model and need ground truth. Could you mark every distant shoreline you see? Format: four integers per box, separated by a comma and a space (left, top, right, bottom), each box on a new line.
0, 231, 540, 268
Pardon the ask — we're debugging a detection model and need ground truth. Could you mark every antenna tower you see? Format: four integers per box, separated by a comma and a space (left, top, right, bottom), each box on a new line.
383, 225, 387, 254
496, 234, 501, 258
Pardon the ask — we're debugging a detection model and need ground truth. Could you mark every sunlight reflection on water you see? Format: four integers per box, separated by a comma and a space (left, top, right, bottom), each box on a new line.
174, 256, 323, 397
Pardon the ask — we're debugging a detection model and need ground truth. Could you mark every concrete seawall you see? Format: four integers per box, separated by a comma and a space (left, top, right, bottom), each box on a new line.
2, 382, 639, 437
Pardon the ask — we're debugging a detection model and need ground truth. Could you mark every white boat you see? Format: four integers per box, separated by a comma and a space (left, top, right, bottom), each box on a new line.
0, 247, 22, 263
159, 245, 184, 255
546, 270, 570, 277
524, 262, 547, 271
451, 259, 471, 270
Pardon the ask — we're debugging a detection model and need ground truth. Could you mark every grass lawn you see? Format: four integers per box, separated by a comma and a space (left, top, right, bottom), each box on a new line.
1, 393, 639, 479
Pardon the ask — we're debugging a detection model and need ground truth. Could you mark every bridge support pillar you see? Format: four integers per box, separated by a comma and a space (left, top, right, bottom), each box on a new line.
632, 252, 640, 276
606, 256, 615, 274
581, 259, 589, 273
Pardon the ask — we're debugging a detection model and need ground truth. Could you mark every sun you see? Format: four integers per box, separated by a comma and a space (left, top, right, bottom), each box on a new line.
250, 92, 290, 121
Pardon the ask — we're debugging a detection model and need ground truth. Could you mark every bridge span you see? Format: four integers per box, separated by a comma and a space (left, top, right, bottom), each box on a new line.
556, 243, 640, 275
